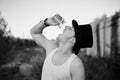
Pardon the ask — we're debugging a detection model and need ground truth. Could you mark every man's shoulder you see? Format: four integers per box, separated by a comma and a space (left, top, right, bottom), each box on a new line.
46, 40, 58, 56
71, 56, 84, 68
70, 56, 85, 79
70, 56, 84, 73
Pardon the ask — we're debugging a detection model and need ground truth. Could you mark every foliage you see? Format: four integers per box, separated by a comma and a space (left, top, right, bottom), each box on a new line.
80, 55, 117, 80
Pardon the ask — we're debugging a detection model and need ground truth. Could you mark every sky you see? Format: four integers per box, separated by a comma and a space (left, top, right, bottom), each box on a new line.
0, 0, 120, 39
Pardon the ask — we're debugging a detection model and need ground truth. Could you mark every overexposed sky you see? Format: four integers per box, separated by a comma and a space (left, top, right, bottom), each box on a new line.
0, 0, 120, 39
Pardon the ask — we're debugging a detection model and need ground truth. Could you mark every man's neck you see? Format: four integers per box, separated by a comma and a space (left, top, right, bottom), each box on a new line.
58, 42, 73, 56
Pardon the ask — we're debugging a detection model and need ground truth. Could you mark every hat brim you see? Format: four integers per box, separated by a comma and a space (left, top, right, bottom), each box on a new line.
72, 20, 79, 30
72, 19, 93, 54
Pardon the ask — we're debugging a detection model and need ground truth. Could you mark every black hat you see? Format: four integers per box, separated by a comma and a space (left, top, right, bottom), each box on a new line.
72, 20, 93, 55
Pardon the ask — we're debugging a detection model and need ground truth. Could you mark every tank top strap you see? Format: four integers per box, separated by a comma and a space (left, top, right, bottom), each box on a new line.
48, 48, 59, 57
69, 54, 76, 63
66, 54, 77, 67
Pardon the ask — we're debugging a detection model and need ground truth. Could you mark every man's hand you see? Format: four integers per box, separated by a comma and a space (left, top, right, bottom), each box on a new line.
46, 17, 58, 26
47, 14, 64, 26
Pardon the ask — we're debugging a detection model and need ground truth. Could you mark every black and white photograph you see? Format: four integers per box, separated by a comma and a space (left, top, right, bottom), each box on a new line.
0, 0, 120, 80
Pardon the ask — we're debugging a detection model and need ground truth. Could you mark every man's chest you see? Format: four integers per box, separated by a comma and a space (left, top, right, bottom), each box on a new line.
52, 53, 70, 66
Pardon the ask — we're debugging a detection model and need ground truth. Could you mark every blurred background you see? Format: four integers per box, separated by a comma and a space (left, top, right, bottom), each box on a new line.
0, 0, 120, 80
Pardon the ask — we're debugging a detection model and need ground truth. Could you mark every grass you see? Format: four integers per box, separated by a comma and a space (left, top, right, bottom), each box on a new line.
0, 46, 119, 80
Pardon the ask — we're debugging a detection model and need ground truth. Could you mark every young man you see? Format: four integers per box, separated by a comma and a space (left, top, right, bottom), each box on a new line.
30, 15, 93, 80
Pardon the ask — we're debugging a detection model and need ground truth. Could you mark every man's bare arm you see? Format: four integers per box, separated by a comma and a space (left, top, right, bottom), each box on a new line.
30, 20, 48, 48
30, 20, 57, 55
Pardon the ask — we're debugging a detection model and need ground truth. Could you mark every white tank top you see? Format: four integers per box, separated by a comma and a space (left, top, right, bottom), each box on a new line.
41, 48, 76, 80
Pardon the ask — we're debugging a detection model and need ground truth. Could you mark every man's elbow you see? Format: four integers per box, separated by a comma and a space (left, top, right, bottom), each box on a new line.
30, 28, 37, 36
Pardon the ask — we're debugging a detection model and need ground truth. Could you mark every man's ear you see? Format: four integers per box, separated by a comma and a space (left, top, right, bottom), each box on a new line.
69, 38, 76, 44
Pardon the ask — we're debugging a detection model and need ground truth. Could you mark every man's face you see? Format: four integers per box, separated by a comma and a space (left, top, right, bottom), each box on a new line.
57, 26, 75, 43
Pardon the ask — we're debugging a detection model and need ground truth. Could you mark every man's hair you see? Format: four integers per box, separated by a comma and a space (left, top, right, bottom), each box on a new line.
72, 45, 80, 55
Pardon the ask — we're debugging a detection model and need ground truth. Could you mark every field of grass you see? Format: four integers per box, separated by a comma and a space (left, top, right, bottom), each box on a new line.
0, 32, 119, 80
0, 46, 119, 80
